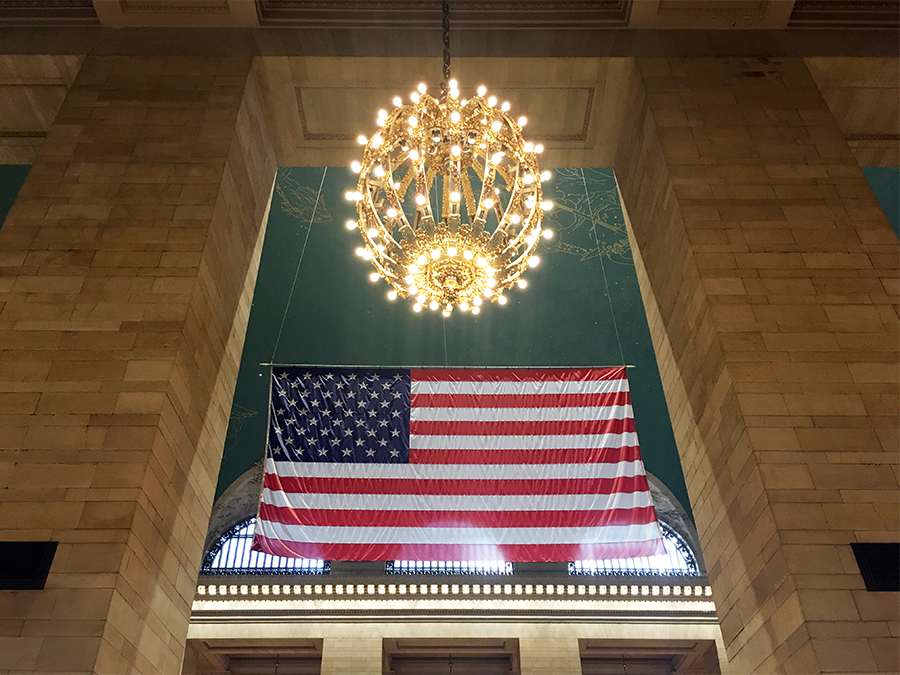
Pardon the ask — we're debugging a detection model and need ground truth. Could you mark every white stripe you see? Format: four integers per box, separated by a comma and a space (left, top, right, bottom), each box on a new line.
254, 521, 662, 546
411, 404, 634, 422
411, 379, 629, 396
267, 458, 646, 480
409, 432, 640, 450
260, 487, 654, 512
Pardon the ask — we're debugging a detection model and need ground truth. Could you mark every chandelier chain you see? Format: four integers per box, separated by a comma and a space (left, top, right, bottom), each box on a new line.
441, 0, 451, 92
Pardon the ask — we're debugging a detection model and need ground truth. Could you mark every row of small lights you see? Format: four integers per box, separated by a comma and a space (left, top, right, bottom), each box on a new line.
198, 582, 712, 599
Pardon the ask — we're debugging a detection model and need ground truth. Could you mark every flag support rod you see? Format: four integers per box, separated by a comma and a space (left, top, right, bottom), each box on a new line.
259, 363, 636, 368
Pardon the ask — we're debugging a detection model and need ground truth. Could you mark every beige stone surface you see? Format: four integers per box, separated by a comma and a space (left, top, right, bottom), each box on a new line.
606, 56, 898, 674
0, 54, 276, 674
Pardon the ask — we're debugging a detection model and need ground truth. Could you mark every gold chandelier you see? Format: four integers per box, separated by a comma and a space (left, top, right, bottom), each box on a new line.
345, 2, 552, 317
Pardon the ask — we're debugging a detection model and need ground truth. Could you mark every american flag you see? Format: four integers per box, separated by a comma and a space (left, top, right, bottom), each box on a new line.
252, 367, 665, 562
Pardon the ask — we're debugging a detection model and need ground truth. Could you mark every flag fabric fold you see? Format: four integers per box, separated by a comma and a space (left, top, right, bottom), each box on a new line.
252, 366, 665, 562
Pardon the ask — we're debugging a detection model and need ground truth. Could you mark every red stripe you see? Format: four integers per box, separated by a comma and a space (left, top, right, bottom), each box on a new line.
264, 472, 651, 496
410, 391, 631, 409
410, 417, 635, 437
411, 367, 626, 383
252, 535, 665, 563
409, 446, 642, 465
258, 502, 658, 529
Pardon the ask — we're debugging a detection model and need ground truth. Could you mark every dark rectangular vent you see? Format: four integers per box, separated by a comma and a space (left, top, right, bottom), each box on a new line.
0, 0, 98, 25
852, 542, 899, 592
788, 0, 899, 29
257, 0, 632, 29
0, 541, 58, 590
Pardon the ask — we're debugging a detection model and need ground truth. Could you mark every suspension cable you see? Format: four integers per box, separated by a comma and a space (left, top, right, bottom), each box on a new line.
441, 0, 451, 95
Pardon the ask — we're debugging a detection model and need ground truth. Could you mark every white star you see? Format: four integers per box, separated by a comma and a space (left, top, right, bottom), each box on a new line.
391, 410, 401, 418
299, 408, 309, 416
276, 408, 285, 415
392, 391, 401, 399
324, 373, 334, 380
359, 382, 368, 390
302, 372, 312, 379
378, 439, 388, 447
378, 419, 388, 427
318, 447, 328, 456
335, 400, 344, 408
322, 408, 332, 416
393, 374, 402, 381
366, 448, 376, 457
343, 428, 353, 436
309, 418, 318, 426
366, 429, 377, 437
311, 400, 320, 407
277, 389, 287, 396
355, 439, 364, 447
347, 391, 356, 399
336, 381, 345, 390
380, 400, 390, 408
355, 419, 365, 427
367, 409, 377, 417
291, 381, 299, 388
313, 381, 322, 389
323, 391, 333, 398
390, 448, 400, 457
285, 437, 294, 445
382, 382, 392, 390
390, 429, 400, 437
286, 417, 296, 425
273, 426, 282, 434
331, 438, 341, 446
348, 374, 357, 380
342, 448, 352, 457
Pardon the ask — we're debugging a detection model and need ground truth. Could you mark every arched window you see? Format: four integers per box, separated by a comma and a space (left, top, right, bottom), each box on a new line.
200, 517, 329, 576
568, 523, 699, 577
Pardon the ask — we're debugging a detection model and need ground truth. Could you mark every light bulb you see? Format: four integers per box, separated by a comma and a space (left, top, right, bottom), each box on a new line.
369, 272, 379, 282
442, 309, 451, 317
429, 300, 439, 311
449, 79, 457, 89
408, 265, 418, 274
373, 165, 385, 177
411, 92, 420, 103
517, 279, 528, 289
346, 220, 357, 230
367, 228, 378, 237
497, 295, 507, 305
487, 278, 497, 288
413, 303, 422, 312
542, 229, 554, 239
378, 109, 387, 119
477, 257, 487, 267
431, 249, 441, 259
387, 290, 398, 300
534, 144, 544, 153
357, 135, 367, 144
517, 116, 527, 126
510, 214, 521, 225
527, 256, 540, 267
524, 142, 533, 153
488, 96, 497, 106
484, 288, 493, 297
501, 101, 510, 111
477, 85, 487, 96
541, 200, 553, 210
483, 198, 494, 209
446, 246, 457, 257
408, 116, 418, 127
471, 306, 480, 315
490, 153, 502, 165
408, 285, 418, 294
473, 297, 482, 306
386, 207, 398, 218
451, 145, 461, 156
355, 247, 365, 257
450, 110, 460, 123
540, 170, 552, 181
463, 250, 474, 260
450, 89, 459, 100
491, 120, 502, 132
523, 174, 534, 185
416, 254, 427, 264
525, 235, 535, 245
404, 275, 414, 284
418, 82, 427, 93
415, 194, 427, 205
392, 96, 402, 106
409, 149, 420, 161
351, 160, 362, 173
372, 134, 383, 147
417, 294, 427, 304
460, 301, 469, 311
362, 249, 372, 260
449, 191, 460, 202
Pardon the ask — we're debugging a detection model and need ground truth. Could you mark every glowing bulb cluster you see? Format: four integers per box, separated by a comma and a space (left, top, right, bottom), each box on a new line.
347, 83, 552, 315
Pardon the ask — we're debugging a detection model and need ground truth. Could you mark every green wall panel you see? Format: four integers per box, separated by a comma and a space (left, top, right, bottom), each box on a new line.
0, 165, 29, 227
220, 167, 693, 520
862, 167, 900, 237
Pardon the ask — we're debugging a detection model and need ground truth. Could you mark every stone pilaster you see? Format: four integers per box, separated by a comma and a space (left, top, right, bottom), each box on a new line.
608, 57, 898, 673
320, 636, 382, 675
0, 56, 276, 673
